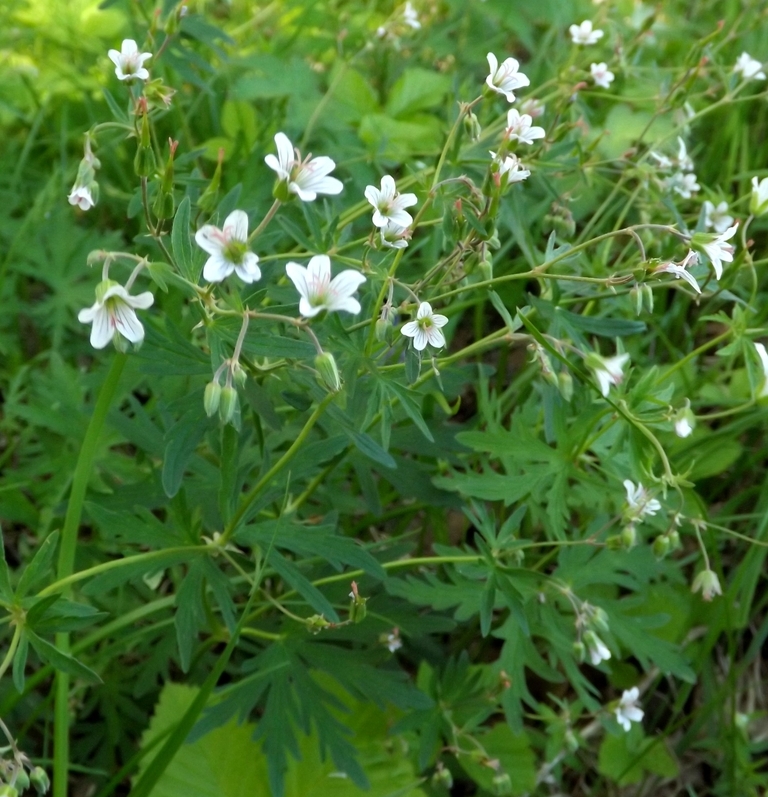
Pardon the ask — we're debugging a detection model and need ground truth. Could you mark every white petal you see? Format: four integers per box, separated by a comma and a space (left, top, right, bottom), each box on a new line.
388, 207, 414, 228
486, 52, 498, 77
90, 308, 113, 349
195, 224, 226, 256
425, 326, 446, 348
417, 302, 433, 319
125, 291, 155, 309
285, 262, 310, 300
299, 297, 323, 317
401, 320, 420, 338
235, 253, 261, 283
379, 175, 397, 201
113, 302, 145, 343
329, 269, 366, 303
274, 132, 294, 173
329, 296, 362, 314
223, 210, 248, 242
108, 49, 122, 68
431, 313, 449, 328
412, 329, 429, 351
78, 303, 100, 323
364, 185, 382, 207
203, 255, 234, 283
755, 342, 768, 375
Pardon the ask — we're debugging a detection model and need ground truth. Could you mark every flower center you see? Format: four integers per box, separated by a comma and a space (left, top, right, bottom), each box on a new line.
223, 240, 247, 265
418, 317, 433, 330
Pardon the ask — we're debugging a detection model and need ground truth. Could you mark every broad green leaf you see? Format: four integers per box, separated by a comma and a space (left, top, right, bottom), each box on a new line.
386, 68, 451, 118
598, 731, 678, 786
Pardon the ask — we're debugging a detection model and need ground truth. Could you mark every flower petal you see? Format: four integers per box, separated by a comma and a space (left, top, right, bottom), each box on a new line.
285, 262, 309, 300
195, 224, 226, 256
89, 308, 113, 349
223, 210, 248, 242
113, 302, 145, 343
203, 255, 234, 283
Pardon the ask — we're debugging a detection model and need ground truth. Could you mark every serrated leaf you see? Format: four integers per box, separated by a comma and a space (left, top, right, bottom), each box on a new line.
26, 630, 101, 684
175, 559, 206, 673
16, 531, 59, 599
268, 550, 340, 623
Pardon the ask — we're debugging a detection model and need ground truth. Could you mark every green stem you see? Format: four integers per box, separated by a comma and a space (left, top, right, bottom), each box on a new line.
53, 353, 126, 797
0, 626, 21, 683
220, 392, 336, 543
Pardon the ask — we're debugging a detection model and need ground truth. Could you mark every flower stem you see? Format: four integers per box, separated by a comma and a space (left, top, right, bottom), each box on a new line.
53, 353, 126, 797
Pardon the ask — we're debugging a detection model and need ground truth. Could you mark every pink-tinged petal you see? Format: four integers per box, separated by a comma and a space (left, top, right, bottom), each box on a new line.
306, 255, 332, 288
125, 291, 155, 309
203, 255, 234, 283
416, 302, 433, 319
329, 269, 366, 298
285, 262, 309, 300
431, 313, 449, 328
195, 224, 226, 256
90, 308, 113, 349
331, 296, 362, 314
425, 326, 446, 348
401, 320, 420, 338
113, 302, 145, 343
223, 209, 249, 242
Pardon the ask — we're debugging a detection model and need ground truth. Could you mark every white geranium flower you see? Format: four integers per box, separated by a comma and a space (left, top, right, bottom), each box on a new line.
485, 53, 530, 102
401, 301, 449, 351
673, 400, 695, 438
586, 352, 629, 397
403, 2, 420, 29
649, 151, 673, 171
583, 631, 611, 666
692, 569, 722, 601
365, 175, 417, 228
385, 629, 402, 652
623, 480, 661, 520
676, 137, 694, 172
194, 210, 261, 284
380, 221, 411, 249
590, 62, 614, 88
68, 185, 95, 211
520, 98, 545, 118
750, 176, 768, 216
691, 223, 738, 280
615, 687, 644, 732
504, 109, 545, 145
78, 281, 154, 350
754, 342, 768, 398
285, 255, 365, 317
655, 250, 701, 294
664, 171, 700, 199
569, 20, 604, 45
734, 52, 766, 81
108, 39, 152, 82
265, 132, 343, 202
703, 200, 734, 233
490, 151, 531, 183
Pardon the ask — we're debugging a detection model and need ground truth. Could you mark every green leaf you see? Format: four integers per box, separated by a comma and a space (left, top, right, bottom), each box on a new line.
479, 575, 496, 637
346, 429, 397, 469
598, 731, 678, 786
16, 531, 59, 599
385, 383, 434, 442
386, 69, 451, 118
0, 526, 13, 603
162, 410, 209, 498
458, 722, 535, 795
175, 559, 206, 673
13, 632, 28, 693
172, 197, 196, 282
26, 630, 101, 684
268, 550, 340, 623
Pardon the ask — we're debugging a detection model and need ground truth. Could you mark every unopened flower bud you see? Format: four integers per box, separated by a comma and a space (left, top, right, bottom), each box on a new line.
204, 382, 222, 416
30, 768, 50, 795
219, 386, 239, 424
375, 316, 392, 343
558, 370, 573, 401
198, 148, 224, 213
463, 111, 482, 142
591, 606, 610, 633
668, 529, 680, 550
315, 352, 342, 393
348, 581, 367, 623
232, 364, 247, 388
14, 770, 29, 791
620, 525, 637, 549
641, 284, 654, 313
134, 143, 157, 178
572, 640, 585, 661
750, 176, 768, 217
479, 250, 493, 281
306, 614, 331, 634
652, 534, 670, 559
432, 763, 453, 789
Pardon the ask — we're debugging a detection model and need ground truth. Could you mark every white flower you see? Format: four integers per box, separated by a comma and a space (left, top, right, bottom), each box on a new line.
615, 687, 644, 732
750, 176, 768, 216
401, 301, 449, 351
265, 132, 343, 202
655, 250, 701, 293
490, 151, 530, 183
108, 39, 152, 82
691, 223, 738, 280
68, 185, 95, 211
403, 1, 420, 29
675, 415, 693, 438
754, 342, 768, 398
676, 137, 694, 172
590, 62, 614, 88
385, 629, 402, 652
734, 52, 766, 81
285, 255, 365, 317
703, 200, 734, 234
485, 53, 530, 102
78, 281, 154, 350
504, 109, 545, 145
623, 480, 661, 520
194, 210, 261, 284
692, 569, 722, 601
380, 221, 411, 249
586, 352, 629, 397
569, 20, 604, 45
520, 98, 545, 118
365, 175, 417, 228
649, 151, 673, 171
664, 171, 700, 199
584, 631, 611, 666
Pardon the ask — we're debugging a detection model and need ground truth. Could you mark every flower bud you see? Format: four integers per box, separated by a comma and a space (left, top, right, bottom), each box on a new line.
558, 371, 573, 401
14, 770, 29, 791
432, 763, 454, 789
348, 583, 368, 623
641, 284, 654, 314
591, 606, 610, 633
652, 534, 670, 559
198, 148, 224, 214
315, 352, 342, 393
0, 785, 19, 797
204, 382, 222, 417
375, 316, 392, 343
219, 386, 239, 424
232, 364, 247, 388
306, 614, 331, 634
692, 568, 722, 601
463, 111, 482, 142
30, 767, 50, 795
750, 176, 768, 217
668, 529, 680, 550
134, 143, 157, 178
620, 525, 637, 549
572, 640, 585, 661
